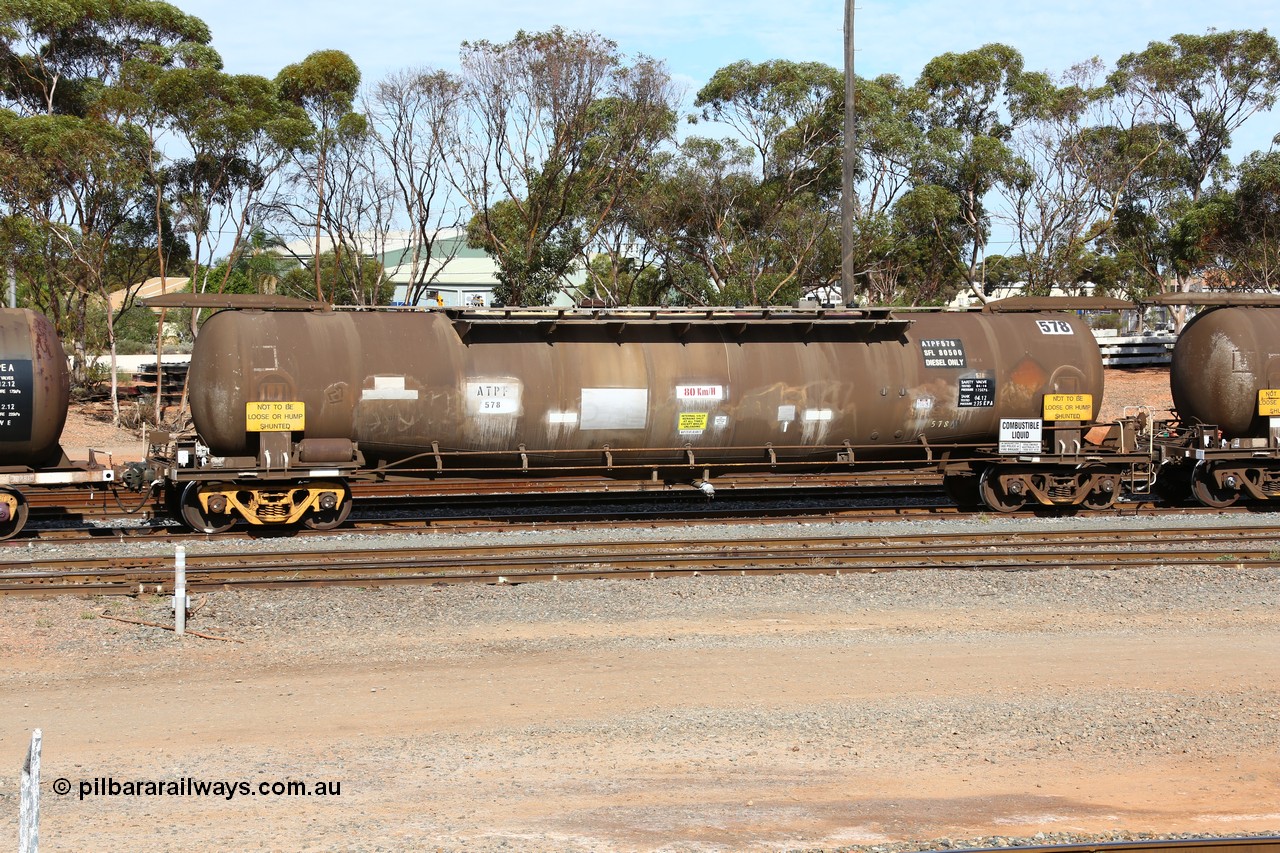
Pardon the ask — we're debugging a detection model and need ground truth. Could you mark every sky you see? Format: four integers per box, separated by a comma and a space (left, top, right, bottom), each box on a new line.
177, 0, 1277, 115
175, 0, 1278, 254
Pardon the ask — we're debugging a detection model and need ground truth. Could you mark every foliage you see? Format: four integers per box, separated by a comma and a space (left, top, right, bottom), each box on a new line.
1, 12, 1279, 350
277, 250, 392, 305
457, 27, 678, 307
113, 305, 157, 345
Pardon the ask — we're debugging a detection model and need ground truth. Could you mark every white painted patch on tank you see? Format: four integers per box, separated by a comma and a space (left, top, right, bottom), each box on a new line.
581, 388, 647, 430
465, 380, 521, 415
777, 405, 797, 422
251, 345, 278, 372
362, 375, 420, 401
802, 409, 834, 421
676, 384, 723, 403
544, 410, 578, 442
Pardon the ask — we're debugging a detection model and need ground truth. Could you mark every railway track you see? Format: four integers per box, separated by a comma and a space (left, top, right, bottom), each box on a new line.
3, 523, 1277, 595
12, 475, 1277, 545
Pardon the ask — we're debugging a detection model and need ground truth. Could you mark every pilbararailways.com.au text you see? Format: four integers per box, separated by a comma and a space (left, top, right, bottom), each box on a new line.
56, 777, 343, 801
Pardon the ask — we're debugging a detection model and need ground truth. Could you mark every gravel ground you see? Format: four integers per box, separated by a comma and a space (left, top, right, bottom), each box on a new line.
2, 509, 1279, 852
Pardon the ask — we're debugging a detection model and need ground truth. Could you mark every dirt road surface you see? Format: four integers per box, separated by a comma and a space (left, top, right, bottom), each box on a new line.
1, 559, 1277, 852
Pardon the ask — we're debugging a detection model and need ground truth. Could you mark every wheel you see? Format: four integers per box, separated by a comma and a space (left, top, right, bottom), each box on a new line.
303, 484, 353, 530
978, 466, 1025, 513
1190, 463, 1239, 509
179, 481, 236, 533
0, 487, 30, 540
1081, 488, 1117, 510
1080, 467, 1118, 510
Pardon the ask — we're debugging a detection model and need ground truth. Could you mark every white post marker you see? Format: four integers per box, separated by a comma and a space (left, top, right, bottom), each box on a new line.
20, 728, 41, 853
174, 545, 187, 636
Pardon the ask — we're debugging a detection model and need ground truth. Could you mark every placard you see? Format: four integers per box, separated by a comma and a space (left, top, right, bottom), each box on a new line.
678, 412, 709, 434
958, 377, 995, 408
246, 401, 305, 432
0, 360, 33, 442
921, 339, 967, 368
999, 418, 1042, 453
1043, 393, 1093, 421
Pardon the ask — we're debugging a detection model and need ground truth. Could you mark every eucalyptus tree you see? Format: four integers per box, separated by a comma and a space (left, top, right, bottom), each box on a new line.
311, 120, 397, 305
0, 0, 210, 413
1106, 29, 1280, 301
1174, 152, 1280, 289
149, 67, 308, 294
673, 58, 843, 304
366, 67, 465, 306
0, 0, 209, 118
275, 49, 363, 304
620, 59, 842, 306
999, 59, 1168, 297
844, 73, 925, 303
911, 43, 1050, 300
455, 27, 678, 306
628, 135, 799, 306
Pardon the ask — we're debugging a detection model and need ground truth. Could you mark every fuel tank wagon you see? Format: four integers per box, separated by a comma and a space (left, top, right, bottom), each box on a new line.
0, 307, 114, 539
0, 307, 70, 467
186, 306, 1104, 465
1169, 306, 1280, 439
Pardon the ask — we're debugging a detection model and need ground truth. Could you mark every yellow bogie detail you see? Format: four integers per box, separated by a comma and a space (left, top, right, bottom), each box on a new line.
193, 482, 349, 526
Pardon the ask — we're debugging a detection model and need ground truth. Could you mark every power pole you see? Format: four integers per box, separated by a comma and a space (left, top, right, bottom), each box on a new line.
840, 0, 857, 306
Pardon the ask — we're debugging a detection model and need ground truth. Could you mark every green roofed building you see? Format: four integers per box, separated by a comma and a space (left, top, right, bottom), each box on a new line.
381, 228, 581, 308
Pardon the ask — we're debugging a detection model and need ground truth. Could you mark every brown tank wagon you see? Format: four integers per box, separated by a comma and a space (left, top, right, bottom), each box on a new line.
1169, 305, 1280, 439
1155, 302, 1280, 507
138, 301, 1153, 532
0, 308, 114, 539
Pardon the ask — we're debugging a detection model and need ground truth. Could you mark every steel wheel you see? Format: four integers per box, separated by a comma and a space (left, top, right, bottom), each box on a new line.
0, 487, 30, 540
978, 467, 1025, 513
1081, 488, 1117, 510
1080, 467, 1118, 510
1190, 463, 1239, 509
303, 484, 353, 530
179, 481, 236, 533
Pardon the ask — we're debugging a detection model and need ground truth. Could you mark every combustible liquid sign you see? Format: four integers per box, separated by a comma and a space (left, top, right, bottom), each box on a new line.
246, 401, 306, 432
999, 418, 1042, 454
1042, 393, 1092, 421
1259, 390, 1280, 416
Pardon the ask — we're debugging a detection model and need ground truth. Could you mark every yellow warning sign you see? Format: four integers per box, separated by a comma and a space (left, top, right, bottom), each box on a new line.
678, 412, 709, 431
1259, 389, 1280, 416
1042, 393, 1093, 421
246, 401, 305, 432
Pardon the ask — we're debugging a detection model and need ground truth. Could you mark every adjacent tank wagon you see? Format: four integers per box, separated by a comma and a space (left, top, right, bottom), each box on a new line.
1157, 303, 1280, 507
0, 307, 114, 538
154, 302, 1141, 531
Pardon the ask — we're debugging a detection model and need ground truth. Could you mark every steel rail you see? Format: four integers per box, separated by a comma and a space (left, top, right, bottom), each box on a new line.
3, 525, 1279, 595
